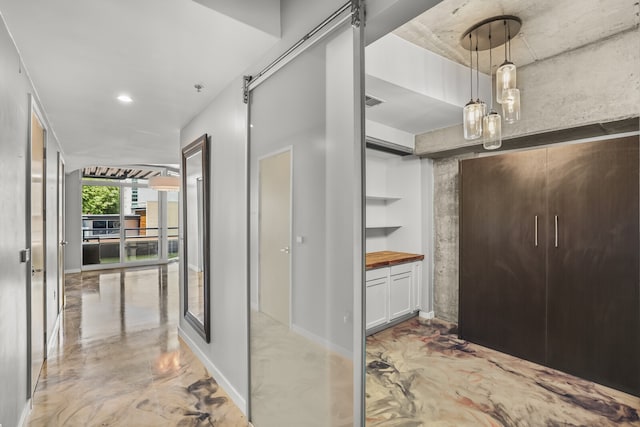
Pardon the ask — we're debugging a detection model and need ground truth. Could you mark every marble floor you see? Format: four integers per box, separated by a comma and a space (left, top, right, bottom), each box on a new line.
27, 264, 246, 427
366, 317, 640, 426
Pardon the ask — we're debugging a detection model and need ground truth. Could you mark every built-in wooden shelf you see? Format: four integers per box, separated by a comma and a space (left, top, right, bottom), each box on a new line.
366, 195, 401, 202
365, 224, 402, 230
366, 250, 425, 270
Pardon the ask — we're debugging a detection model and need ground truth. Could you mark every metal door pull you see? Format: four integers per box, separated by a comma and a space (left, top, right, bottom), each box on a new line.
280, 246, 290, 254
534, 215, 538, 247
554, 215, 559, 248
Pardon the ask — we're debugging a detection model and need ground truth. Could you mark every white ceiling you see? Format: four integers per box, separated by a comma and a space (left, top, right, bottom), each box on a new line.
5, 0, 636, 162
365, 0, 639, 136
0, 0, 279, 171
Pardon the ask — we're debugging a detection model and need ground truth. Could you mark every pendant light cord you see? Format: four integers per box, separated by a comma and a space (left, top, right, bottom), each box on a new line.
475, 34, 480, 101
469, 33, 473, 100
508, 25, 512, 61
503, 20, 508, 63
489, 32, 493, 110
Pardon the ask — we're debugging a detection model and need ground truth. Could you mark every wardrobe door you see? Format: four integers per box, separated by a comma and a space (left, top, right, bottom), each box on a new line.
547, 137, 639, 395
460, 149, 547, 363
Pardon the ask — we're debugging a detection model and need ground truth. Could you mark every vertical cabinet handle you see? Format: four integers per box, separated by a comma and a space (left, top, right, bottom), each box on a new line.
554, 215, 559, 248
534, 215, 538, 247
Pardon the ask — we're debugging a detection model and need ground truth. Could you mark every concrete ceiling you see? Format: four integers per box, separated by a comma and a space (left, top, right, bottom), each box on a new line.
365, 0, 638, 137
393, 0, 639, 73
0, 0, 279, 171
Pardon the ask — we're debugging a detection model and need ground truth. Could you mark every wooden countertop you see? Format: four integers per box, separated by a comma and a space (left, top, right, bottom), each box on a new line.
366, 251, 424, 270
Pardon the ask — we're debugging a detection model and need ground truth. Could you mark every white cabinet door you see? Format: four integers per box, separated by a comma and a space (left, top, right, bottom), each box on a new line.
389, 267, 412, 319
366, 276, 389, 329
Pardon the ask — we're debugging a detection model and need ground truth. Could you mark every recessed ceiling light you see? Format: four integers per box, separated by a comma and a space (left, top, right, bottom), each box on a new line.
117, 94, 133, 103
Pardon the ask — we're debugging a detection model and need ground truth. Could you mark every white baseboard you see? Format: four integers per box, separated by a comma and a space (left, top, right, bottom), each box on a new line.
47, 314, 61, 357
64, 268, 81, 274
290, 324, 352, 360
19, 399, 31, 427
177, 326, 247, 415
419, 310, 435, 320
187, 263, 201, 273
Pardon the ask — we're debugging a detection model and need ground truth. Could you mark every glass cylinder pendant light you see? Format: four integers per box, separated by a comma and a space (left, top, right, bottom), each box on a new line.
496, 62, 516, 104
483, 111, 502, 149
463, 100, 482, 140
460, 15, 521, 145
474, 43, 487, 130
464, 101, 484, 140
483, 31, 502, 150
502, 88, 520, 123
496, 20, 517, 105
463, 34, 482, 140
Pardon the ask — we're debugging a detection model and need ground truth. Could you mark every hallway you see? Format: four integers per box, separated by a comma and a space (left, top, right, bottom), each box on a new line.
26, 264, 246, 427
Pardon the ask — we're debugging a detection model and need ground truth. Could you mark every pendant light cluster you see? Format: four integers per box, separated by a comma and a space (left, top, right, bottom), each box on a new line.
461, 16, 522, 150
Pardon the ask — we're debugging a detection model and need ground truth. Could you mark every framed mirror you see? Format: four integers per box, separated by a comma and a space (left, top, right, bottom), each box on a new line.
182, 134, 210, 342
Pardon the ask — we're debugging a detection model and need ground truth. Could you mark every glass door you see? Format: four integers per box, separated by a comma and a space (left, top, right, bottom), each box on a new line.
123, 186, 160, 262
82, 183, 122, 266
248, 4, 365, 426
167, 190, 180, 260
81, 177, 179, 269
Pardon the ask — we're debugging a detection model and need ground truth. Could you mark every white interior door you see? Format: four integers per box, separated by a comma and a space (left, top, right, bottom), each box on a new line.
57, 153, 65, 312
259, 150, 291, 326
30, 110, 46, 396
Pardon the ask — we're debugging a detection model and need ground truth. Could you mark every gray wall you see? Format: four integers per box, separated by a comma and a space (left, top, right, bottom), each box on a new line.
423, 27, 640, 323
179, 78, 249, 410
0, 16, 65, 427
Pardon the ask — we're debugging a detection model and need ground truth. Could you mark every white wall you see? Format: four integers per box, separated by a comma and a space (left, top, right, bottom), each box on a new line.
366, 33, 491, 112
0, 15, 65, 427
179, 78, 249, 411
366, 120, 415, 149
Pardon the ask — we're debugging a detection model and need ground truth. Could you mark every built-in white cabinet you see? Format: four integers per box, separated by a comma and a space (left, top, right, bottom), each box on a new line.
365, 268, 389, 329
365, 260, 422, 333
389, 263, 412, 318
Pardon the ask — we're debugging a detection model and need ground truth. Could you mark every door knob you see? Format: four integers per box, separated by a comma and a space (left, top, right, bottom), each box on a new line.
280, 246, 290, 254
60, 241, 68, 246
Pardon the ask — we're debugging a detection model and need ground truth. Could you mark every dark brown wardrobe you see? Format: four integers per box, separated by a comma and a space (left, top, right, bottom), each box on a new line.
459, 136, 640, 396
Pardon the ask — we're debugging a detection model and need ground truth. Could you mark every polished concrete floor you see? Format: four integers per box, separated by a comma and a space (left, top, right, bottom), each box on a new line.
366, 317, 640, 426
30, 265, 640, 426
250, 310, 353, 427
27, 264, 246, 427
